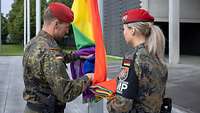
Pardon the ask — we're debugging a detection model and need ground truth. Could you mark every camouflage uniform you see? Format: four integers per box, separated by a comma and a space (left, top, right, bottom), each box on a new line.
23, 30, 90, 113
107, 44, 168, 113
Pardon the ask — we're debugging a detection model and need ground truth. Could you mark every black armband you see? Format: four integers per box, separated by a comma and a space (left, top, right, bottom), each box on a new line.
116, 59, 138, 99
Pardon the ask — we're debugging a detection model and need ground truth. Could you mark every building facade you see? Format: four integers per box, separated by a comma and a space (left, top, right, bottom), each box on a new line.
103, 0, 200, 64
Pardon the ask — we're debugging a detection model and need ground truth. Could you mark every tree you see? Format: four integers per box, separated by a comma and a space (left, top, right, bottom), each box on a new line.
6, 0, 73, 45
7, 0, 23, 43
7, 0, 47, 44
1, 13, 8, 44
48, 0, 73, 7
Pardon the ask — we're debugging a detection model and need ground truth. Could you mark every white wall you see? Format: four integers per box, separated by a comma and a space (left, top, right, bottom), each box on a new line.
145, 0, 200, 23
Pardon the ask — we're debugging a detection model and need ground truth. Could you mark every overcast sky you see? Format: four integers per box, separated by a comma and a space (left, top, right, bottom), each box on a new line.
1, 0, 14, 16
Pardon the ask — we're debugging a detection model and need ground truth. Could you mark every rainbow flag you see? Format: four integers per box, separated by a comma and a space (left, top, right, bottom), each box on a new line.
72, 0, 107, 85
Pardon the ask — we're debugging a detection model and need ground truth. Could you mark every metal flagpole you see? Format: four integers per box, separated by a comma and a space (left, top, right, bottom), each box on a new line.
27, 0, 30, 43
24, 0, 27, 49
36, 0, 41, 35
0, 0, 2, 46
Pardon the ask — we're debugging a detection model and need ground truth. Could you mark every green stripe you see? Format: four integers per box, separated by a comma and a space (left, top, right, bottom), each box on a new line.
72, 25, 95, 49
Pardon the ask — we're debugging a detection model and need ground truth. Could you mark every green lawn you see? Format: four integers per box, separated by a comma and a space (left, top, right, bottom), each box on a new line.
0, 44, 123, 61
0, 44, 24, 56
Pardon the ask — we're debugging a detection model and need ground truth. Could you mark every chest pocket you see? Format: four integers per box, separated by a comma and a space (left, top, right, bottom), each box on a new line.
116, 58, 139, 99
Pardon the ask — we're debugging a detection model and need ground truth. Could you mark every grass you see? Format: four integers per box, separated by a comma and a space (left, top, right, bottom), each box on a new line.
0, 44, 24, 56
0, 44, 123, 61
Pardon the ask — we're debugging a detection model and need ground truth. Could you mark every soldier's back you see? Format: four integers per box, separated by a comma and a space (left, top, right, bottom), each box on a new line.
134, 46, 168, 113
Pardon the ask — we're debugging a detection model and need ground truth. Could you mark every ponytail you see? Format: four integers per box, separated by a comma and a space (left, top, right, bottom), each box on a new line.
127, 22, 166, 64
146, 25, 166, 64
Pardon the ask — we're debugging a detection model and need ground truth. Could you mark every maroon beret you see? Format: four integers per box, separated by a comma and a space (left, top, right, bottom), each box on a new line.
48, 2, 74, 23
122, 9, 154, 24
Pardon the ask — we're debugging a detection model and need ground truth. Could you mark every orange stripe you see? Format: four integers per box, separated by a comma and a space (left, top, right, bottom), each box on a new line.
89, 0, 107, 85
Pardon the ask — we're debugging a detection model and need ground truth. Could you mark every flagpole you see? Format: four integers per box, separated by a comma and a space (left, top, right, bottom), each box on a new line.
24, 0, 27, 49
0, 0, 2, 46
27, 0, 30, 43
98, 0, 104, 32
36, 0, 41, 35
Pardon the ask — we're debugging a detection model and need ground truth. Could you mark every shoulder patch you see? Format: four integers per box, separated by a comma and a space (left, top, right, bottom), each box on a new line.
118, 67, 129, 81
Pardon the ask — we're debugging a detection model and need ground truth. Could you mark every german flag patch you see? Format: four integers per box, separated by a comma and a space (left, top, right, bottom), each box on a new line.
122, 59, 132, 67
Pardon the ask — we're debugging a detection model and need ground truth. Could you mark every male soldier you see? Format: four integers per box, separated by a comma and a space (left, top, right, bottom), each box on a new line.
23, 2, 93, 113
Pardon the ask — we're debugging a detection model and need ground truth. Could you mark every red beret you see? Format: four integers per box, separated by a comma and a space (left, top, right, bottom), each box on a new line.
122, 9, 154, 24
48, 2, 74, 23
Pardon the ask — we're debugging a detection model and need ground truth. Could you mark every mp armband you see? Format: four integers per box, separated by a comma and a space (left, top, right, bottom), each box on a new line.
116, 59, 138, 99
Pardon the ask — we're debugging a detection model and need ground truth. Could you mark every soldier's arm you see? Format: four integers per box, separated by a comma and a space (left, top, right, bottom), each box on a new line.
43, 50, 91, 103
107, 95, 133, 112
107, 68, 134, 112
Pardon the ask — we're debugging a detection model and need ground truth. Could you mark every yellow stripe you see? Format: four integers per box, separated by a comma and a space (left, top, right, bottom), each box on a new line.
72, 0, 95, 43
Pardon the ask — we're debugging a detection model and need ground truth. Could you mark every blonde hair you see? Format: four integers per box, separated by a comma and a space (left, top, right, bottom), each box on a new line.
127, 22, 166, 64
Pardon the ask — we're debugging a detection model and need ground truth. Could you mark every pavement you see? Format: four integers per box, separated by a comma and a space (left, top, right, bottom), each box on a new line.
0, 56, 200, 113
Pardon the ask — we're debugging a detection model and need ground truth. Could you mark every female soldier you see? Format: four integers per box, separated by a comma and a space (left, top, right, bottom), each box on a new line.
107, 9, 168, 113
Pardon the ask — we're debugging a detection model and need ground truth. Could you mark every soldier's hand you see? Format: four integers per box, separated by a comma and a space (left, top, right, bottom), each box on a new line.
85, 73, 94, 81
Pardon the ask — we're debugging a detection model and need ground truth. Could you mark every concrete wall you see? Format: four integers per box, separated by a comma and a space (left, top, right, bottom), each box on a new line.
147, 0, 200, 23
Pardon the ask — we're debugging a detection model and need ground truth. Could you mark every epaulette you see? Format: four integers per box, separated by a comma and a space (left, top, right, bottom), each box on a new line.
49, 48, 61, 51
55, 55, 64, 60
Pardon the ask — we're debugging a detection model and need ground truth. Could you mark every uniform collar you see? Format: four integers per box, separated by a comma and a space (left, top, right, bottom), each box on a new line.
38, 30, 58, 43
124, 43, 145, 59
134, 43, 145, 50
38, 30, 59, 48
132, 43, 145, 56
38, 30, 54, 39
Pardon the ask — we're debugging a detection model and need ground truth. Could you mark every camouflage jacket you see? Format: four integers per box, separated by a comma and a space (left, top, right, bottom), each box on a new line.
107, 44, 168, 113
22, 30, 90, 108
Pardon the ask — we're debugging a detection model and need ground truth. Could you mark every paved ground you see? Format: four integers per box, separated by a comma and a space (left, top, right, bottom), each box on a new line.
0, 56, 200, 113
